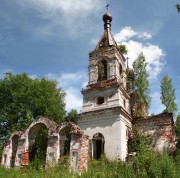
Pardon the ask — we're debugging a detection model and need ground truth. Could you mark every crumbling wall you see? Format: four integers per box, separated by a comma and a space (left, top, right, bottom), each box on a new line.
1, 118, 88, 173
70, 132, 89, 173
14, 117, 58, 167
133, 113, 176, 152
1, 131, 22, 168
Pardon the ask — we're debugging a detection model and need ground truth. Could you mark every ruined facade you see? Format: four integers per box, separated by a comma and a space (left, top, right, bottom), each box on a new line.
133, 113, 176, 152
1, 10, 176, 172
1, 117, 89, 173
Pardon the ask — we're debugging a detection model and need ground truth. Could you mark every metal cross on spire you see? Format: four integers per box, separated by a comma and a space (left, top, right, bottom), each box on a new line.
105, 4, 110, 11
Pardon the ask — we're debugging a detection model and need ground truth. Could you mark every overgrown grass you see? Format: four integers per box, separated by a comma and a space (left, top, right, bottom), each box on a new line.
1, 130, 180, 178
1, 152, 180, 178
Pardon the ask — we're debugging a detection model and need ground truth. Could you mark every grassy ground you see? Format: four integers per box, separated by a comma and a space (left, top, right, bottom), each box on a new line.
0, 153, 180, 178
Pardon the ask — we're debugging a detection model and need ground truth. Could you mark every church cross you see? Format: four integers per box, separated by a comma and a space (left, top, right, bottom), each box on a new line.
105, 4, 110, 11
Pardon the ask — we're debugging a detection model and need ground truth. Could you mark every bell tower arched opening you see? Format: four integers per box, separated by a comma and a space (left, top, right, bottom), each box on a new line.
98, 60, 107, 81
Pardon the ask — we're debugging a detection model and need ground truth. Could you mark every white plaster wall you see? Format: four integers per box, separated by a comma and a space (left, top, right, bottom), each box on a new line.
82, 87, 119, 113
79, 109, 129, 161
82, 87, 131, 115
119, 116, 129, 161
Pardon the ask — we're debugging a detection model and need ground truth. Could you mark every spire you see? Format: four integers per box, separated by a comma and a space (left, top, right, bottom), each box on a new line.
95, 5, 117, 50
103, 4, 112, 30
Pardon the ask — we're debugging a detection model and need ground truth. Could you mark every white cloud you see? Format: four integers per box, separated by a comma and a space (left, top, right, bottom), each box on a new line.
114, 27, 152, 43
45, 71, 87, 88
115, 27, 165, 79
114, 27, 137, 43
138, 32, 152, 40
29, 75, 37, 79
45, 71, 87, 112
122, 40, 165, 79
15, 0, 104, 38
65, 87, 82, 112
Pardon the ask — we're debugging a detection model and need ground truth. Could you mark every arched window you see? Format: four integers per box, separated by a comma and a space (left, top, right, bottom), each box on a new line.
98, 60, 107, 81
119, 63, 123, 77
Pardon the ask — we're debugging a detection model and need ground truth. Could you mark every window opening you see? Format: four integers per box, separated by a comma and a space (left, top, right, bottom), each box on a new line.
97, 97, 104, 105
98, 60, 107, 81
123, 99, 126, 108
4, 154, 7, 164
119, 64, 123, 76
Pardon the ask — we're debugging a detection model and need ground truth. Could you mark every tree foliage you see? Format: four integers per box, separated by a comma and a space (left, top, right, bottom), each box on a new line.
0, 72, 66, 147
98, 60, 107, 81
176, 4, 180, 12
160, 75, 177, 114
126, 69, 135, 92
65, 109, 78, 123
118, 44, 128, 55
132, 53, 151, 118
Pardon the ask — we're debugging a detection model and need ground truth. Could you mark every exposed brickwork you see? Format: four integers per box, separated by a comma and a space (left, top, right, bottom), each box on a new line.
86, 78, 118, 90
1, 117, 88, 173
79, 135, 89, 172
133, 113, 176, 152
21, 150, 29, 166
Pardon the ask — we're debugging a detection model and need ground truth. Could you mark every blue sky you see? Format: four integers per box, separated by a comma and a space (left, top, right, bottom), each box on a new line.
0, 0, 180, 114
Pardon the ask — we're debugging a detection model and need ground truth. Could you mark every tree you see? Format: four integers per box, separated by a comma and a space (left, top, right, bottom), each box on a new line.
160, 75, 177, 114
65, 109, 78, 123
176, 4, 180, 12
118, 44, 128, 55
132, 53, 151, 118
126, 69, 134, 92
0, 72, 66, 151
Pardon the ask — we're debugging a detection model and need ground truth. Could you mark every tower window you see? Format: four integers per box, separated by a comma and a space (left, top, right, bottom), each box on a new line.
98, 60, 107, 81
119, 64, 123, 76
97, 97, 104, 105
123, 99, 126, 108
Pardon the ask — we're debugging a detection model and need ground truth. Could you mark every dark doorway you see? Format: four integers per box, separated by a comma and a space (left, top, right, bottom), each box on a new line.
92, 133, 104, 159
11, 135, 19, 167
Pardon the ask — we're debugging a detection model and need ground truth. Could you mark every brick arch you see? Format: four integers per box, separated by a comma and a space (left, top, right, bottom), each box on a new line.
57, 122, 82, 158
18, 117, 58, 166
23, 116, 58, 137
9, 131, 22, 140
57, 122, 82, 134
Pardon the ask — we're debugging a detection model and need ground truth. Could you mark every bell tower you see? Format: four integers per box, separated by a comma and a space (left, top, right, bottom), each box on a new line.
79, 7, 132, 161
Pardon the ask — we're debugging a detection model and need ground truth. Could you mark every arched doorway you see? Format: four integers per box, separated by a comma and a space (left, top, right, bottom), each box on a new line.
28, 123, 48, 167
11, 135, 19, 167
92, 133, 104, 159
59, 126, 71, 157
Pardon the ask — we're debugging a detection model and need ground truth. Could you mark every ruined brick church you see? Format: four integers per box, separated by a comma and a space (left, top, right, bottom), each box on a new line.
1, 10, 176, 173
